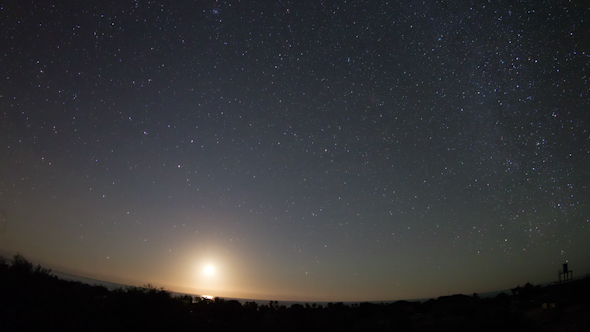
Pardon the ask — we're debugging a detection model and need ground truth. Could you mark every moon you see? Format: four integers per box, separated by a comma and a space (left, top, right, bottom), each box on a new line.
204, 265, 215, 275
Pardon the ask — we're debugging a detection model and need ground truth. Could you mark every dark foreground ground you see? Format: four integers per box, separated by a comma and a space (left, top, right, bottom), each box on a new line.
1, 254, 589, 332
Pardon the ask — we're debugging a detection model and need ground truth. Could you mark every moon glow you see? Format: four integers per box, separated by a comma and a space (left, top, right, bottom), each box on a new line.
204, 265, 215, 275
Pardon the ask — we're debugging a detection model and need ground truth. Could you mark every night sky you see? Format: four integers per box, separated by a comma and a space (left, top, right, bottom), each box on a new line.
1, 1, 589, 302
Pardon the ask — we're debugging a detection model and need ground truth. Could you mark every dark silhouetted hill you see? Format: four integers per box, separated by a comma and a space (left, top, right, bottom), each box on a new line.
1, 254, 589, 331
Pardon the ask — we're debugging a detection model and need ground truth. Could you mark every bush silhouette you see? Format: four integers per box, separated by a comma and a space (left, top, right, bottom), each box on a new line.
11, 253, 34, 275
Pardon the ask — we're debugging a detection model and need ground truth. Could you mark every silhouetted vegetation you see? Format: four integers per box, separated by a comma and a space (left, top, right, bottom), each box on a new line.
0, 254, 589, 331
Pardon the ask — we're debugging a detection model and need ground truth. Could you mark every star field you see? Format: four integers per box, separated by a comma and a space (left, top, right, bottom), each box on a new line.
1, 1, 589, 301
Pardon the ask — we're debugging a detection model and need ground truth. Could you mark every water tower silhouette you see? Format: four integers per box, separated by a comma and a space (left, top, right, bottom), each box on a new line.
558, 261, 573, 283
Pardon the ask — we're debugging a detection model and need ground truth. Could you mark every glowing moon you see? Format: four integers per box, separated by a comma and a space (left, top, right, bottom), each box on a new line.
204, 265, 215, 275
